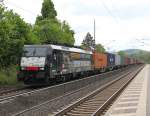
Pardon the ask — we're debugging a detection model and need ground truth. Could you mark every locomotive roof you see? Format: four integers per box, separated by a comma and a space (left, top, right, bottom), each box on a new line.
50, 45, 92, 54
24, 44, 92, 54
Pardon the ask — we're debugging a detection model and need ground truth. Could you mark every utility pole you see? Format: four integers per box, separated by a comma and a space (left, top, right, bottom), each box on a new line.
93, 19, 96, 49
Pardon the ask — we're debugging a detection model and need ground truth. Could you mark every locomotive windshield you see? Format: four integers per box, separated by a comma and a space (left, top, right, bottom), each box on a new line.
23, 47, 47, 57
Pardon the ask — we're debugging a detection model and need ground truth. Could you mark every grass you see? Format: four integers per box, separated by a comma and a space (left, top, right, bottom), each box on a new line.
0, 65, 22, 86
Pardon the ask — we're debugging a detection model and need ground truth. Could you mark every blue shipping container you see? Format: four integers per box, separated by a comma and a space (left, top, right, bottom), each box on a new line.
106, 53, 115, 67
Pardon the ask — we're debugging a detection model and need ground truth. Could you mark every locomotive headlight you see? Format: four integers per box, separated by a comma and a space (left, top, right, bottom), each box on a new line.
21, 67, 25, 70
40, 67, 44, 70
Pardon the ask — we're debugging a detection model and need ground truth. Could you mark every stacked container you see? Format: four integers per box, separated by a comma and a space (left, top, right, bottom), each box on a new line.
115, 54, 121, 67
106, 53, 115, 67
92, 51, 107, 69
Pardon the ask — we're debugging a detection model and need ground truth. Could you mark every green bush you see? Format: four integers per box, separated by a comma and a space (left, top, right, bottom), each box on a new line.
0, 66, 19, 85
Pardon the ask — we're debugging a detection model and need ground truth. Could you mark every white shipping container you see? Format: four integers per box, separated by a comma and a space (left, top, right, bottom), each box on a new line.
115, 54, 121, 66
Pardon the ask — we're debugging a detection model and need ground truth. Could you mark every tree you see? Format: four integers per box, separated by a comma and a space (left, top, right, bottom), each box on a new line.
0, 5, 36, 68
33, 19, 75, 45
95, 44, 105, 53
60, 21, 75, 45
34, 0, 75, 45
118, 51, 126, 57
36, 0, 57, 23
81, 32, 95, 50
81, 32, 106, 52
41, 0, 57, 19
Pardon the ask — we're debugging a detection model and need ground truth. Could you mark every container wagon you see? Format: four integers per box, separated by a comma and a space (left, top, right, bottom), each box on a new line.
115, 54, 121, 68
106, 53, 115, 70
92, 51, 107, 72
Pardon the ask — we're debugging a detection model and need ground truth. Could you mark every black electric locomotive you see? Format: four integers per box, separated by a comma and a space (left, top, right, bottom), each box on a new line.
17, 45, 92, 85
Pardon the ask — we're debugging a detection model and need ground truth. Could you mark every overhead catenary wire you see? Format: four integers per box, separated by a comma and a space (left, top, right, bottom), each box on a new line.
108, 0, 120, 19
100, 0, 119, 23
4, 0, 37, 16
99, 0, 123, 51
4, 0, 120, 24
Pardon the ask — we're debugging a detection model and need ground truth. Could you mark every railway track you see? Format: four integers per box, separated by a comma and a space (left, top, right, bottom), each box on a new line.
0, 68, 123, 99
0, 65, 143, 116
0, 87, 27, 97
0, 85, 47, 99
54, 65, 143, 116
0, 66, 127, 100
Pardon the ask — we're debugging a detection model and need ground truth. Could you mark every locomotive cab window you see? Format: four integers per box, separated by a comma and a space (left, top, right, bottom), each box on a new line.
23, 47, 47, 57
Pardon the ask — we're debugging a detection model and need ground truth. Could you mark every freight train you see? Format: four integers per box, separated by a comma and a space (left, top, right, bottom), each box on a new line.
17, 44, 141, 85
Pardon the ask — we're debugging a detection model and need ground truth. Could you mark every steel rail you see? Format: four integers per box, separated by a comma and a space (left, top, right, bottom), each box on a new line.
0, 65, 141, 116
54, 65, 144, 116
12, 65, 138, 116
0, 87, 26, 96
0, 67, 127, 102
91, 66, 143, 116
12, 67, 134, 116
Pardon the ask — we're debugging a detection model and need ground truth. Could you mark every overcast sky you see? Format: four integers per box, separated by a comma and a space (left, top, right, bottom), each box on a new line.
3, 0, 150, 51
